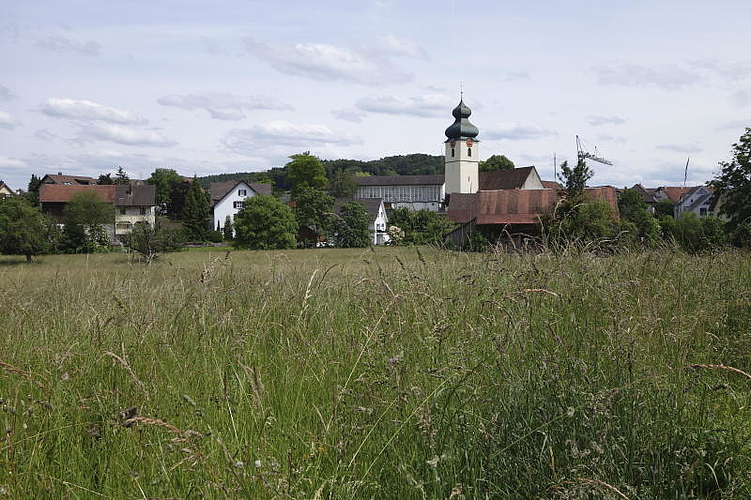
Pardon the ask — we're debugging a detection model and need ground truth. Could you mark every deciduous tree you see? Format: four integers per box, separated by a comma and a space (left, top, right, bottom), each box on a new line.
234, 195, 296, 250
332, 201, 370, 248
285, 152, 327, 195
479, 154, 515, 173
0, 197, 55, 262
293, 186, 333, 248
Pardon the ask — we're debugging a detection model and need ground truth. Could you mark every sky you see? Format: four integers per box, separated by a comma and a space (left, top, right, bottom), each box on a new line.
1, 0, 750, 191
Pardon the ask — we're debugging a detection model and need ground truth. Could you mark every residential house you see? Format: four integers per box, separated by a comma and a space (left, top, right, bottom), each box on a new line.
628, 184, 658, 213
0, 181, 13, 199
40, 173, 98, 186
674, 185, 715, 218
654, 186, 693, 204
210, 180, 273, 232
39, 183, 156, 239
334, 198, 390, 245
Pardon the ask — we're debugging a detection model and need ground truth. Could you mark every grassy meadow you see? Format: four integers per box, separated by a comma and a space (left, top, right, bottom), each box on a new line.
0, 247, 750, 498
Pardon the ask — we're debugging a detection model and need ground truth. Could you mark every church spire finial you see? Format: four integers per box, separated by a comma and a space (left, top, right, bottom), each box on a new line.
460, 81, 464, 100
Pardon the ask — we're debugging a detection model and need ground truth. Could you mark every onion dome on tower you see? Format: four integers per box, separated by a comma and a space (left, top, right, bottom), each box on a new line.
444, 100, 479, 142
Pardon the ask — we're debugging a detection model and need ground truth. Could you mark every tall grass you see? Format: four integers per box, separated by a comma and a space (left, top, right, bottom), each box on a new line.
0, 247, 749, 498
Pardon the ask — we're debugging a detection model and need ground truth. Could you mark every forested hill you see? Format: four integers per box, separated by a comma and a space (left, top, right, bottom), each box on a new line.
197, 153, 444, 191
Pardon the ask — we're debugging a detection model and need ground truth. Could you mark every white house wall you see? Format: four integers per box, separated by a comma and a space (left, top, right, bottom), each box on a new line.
212, 182, 258, 231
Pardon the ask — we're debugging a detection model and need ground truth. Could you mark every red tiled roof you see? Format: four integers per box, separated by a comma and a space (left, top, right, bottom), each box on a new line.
448, 187, 619, 225
39, 184, 116, 203
658, 186, 693, 203
541, 180, 561, 190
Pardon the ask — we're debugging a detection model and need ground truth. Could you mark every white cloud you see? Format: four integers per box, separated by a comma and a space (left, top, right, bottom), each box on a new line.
331, 108, 366, 123
657, 143, 703, 154
689, 59, 751, 81
35, 34, 101, 56
0, 156, 26, 169
594, 63, 704, 91
243, 38, 412, 85
157, 92, 293, 120
355, 94, 454, 117
586, 115, 626, 127
223, 120, 361, 155
33, 128, 58, 141
730, 89, 751, 108
715, 120, 750, 132
82, 123, 176, 147
375, 34, 427, 59
505, 71, 531, 82
484, 123, 558, 141
40, 98, 146, 124
0, 111, 20, 129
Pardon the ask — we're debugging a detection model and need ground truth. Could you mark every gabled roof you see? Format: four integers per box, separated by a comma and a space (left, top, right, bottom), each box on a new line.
0, 181, 12, 193
39, 184, 117, 203
656, 186, 693, 203
41, 174, 98, 185
479, 166, 538, 190
334, 197, 385, 221
354, 174, 445, 187
209, 180, 273, 206
447, 187, 618, 225
630, 184, 657, 203
541, 180, 561, 190
115, 185, 155, 206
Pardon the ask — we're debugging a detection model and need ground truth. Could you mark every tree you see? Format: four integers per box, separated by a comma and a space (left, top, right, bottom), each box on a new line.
181, 177, 210, 241
655, 198, 676, 218
62, 191, 115, 253
0, 197, 55, 262
293, 186, 334, 248
388, 208, 455, 246
124, 220, 185, 264
558, 158, 593, 194
97, 173, 114, 185
617, 188, 660, 244
146, 168, 187, 218
234, 195, 296, 250
669, 212, 727, 252
479, 154, 515, 173
328, 169, 357, 198
711, 127, 751, 230
332, 201, 370, 248
285, 152, 327, 195
223, 215, 234, 241
26, 174, 42, 205
114, 166, 130, 185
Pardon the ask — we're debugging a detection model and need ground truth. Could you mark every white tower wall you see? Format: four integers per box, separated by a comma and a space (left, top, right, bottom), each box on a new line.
445, 140, 479, 195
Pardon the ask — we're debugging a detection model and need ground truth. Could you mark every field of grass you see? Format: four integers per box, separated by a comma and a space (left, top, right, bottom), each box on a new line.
0, 247, 750, 498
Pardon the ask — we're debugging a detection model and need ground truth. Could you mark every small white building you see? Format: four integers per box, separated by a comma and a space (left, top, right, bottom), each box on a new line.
334, 198, 390, 245
210, 180, 273, 232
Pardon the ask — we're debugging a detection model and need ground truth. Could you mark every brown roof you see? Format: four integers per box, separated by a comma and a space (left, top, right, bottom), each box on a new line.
479, 166, 537, 190
354, 174, 445, 186
115, 185, 155, 206
541, 180, 561, 190
210, 180, 273, 206
630, 184, 657, 203
39, 184, 116, 203
41, 174, 98, 185
447, 187, 619, 225
657, 186, 693, 203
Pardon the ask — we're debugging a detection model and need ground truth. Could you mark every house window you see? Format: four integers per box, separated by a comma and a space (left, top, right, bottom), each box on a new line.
120, 207, 126, 215
140, 207, 146, 215
233, 201, 244, 209
467, 147, 472, 157
238, 189, 247, 196
700, 207, 707, 217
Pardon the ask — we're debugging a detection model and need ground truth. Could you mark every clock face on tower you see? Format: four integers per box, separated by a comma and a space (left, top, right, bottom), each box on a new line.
466, 139, 473, 147
450, 140, 456, 147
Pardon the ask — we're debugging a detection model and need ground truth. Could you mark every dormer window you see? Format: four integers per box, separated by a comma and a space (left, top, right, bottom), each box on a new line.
238, 189, 247, 196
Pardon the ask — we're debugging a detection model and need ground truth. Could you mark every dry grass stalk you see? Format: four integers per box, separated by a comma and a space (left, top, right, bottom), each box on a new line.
503, 288, 560, 300
105, 348, 149, 398
552, 478, 630, 499
0, 360, 51, 396
688, 363, 751, 380
123, 416, 199, 437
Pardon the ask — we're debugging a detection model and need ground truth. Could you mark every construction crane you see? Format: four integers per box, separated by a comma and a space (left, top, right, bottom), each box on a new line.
576, 135, 613, 166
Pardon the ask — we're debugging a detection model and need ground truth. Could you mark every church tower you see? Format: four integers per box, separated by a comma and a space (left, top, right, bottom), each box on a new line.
444, 99, 479, 196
